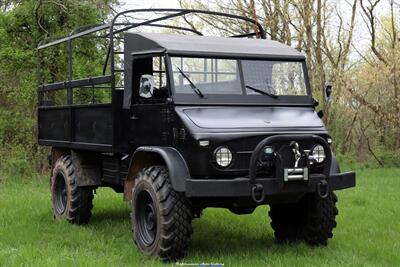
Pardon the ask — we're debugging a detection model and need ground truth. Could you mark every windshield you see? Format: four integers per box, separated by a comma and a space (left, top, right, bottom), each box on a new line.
170, 57, 308, 98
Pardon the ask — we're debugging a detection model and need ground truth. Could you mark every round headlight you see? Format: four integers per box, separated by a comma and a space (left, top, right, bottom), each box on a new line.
312, 145, 326, 163
214, 146, 233, 167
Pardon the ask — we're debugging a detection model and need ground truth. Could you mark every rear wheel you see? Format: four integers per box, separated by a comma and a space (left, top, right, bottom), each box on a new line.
131, 166, 193, 261
51, 155, 94, 224
269, 192, 338, 245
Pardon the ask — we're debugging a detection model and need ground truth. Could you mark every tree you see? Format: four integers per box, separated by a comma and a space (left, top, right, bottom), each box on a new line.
177, 0, 399, 166
0, 0, 118, 175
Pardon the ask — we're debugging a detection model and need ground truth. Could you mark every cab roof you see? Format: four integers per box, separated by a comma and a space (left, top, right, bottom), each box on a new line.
124, 32, 305, 60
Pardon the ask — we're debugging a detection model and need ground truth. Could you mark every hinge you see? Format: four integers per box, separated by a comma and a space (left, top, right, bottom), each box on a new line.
160, 108, 173, 123
161, 131, 168, 142
179, 128, 186, 141
172, 127, 186, 143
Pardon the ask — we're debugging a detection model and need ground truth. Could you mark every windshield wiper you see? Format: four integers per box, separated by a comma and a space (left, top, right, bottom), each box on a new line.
245, 85, 278, 99
176, 67, 205, 98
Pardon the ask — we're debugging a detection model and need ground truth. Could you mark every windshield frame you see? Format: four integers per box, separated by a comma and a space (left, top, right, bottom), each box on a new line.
166, 55, 313, 106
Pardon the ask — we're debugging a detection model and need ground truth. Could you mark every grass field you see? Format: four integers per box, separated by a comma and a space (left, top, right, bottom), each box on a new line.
0, 168, 399, 267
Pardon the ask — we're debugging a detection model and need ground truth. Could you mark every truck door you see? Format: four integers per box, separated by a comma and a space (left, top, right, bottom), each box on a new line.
130, 55, 170, 146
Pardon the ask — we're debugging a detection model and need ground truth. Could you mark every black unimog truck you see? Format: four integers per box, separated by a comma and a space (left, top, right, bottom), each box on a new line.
37, 9, 355, 261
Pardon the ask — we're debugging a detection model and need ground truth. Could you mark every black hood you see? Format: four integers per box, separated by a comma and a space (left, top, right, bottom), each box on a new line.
175, 106, 326, 138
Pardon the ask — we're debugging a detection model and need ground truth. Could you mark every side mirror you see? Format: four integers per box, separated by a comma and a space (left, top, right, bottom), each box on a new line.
312, 97, 319, 107
324, 81, 333, 103
139, 74, 155, 98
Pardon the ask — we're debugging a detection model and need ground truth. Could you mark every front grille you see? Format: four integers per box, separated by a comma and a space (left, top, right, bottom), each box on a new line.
227, 136, 266, 152
226, 136, 327, 174
226, 136, 267, 171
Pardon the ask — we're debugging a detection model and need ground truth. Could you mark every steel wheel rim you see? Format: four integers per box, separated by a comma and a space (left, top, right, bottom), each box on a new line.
54, 173, 67, 215
135, 190, 158, 247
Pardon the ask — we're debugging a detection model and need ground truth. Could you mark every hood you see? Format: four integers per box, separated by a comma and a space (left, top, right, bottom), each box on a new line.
176, 106, 324, 132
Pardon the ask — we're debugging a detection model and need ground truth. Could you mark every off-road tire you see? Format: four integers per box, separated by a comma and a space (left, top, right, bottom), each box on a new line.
269, 192, 338, 245
51, 155, 94, 224
131, 166, 193, 262
269, 201, 300, 242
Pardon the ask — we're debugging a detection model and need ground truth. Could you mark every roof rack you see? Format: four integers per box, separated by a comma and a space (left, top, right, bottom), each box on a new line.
37, 8, 266, 87
36, 9, 267, 151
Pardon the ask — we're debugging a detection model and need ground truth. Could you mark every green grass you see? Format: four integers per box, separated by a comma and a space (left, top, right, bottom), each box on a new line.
0, 168, 399, 267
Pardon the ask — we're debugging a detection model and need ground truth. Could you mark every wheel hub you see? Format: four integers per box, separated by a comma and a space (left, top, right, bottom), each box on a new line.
145, 204, 156, 231
54, 173, 67, 215
135, 190, 158, 246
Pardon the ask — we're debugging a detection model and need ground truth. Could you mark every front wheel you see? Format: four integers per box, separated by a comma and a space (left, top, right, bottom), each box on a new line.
269, 192, 338, 245
131, 166, 193, 261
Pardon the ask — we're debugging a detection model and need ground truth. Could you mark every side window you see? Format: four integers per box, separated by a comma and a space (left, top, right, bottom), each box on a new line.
153, 56, 167, 89
133, 56, 169, 104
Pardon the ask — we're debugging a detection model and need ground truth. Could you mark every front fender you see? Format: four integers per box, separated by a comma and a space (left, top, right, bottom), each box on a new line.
129, 146, 190, 192
330, 152, 341, 175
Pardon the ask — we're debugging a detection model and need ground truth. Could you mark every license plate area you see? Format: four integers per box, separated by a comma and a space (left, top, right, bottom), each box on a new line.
284, 168, 309, 182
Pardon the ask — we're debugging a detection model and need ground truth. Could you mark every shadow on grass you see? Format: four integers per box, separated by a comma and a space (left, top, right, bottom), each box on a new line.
90, 209, 130, 224
42, 198, 303, 260
190, 218, 278, 257
92, 209, 288, 254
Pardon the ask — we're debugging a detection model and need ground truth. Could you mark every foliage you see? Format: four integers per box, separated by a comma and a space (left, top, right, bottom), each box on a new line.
0, 109, 39, 176
0, 0, 117, 176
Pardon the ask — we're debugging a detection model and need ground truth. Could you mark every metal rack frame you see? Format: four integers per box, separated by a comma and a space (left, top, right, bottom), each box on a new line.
37, 8, 266, 94
36, 8, 266, 152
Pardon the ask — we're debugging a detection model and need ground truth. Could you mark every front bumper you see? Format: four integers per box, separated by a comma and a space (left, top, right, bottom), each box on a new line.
185, 171, 355, 198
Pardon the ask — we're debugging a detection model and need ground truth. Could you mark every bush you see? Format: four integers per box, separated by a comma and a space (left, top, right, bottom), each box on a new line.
0, 109, 49, 177
0, 144, 34, 177
373, 147, 400, 168
336, 152, 361, 171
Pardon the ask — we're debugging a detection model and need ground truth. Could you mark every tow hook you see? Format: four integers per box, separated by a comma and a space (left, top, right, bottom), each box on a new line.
251, 183, 265, 203
317, 179, 329, 198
